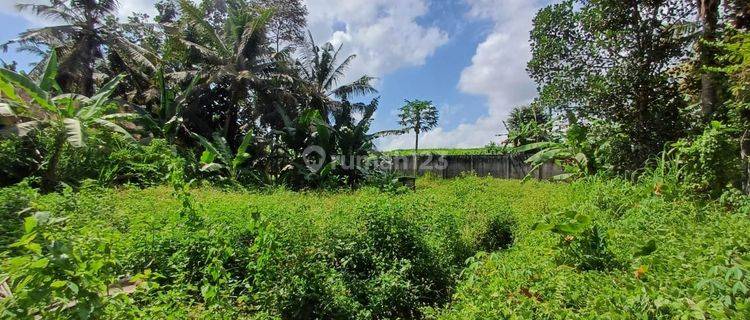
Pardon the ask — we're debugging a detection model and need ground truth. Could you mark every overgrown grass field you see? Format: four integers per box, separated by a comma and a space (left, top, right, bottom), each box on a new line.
2, 176, 749, 318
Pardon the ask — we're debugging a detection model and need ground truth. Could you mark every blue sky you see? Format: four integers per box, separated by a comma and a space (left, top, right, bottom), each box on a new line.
0, 0, 547, 150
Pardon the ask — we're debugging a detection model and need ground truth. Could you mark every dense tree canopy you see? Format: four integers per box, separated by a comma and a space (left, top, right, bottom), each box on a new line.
529, 0, 695, 170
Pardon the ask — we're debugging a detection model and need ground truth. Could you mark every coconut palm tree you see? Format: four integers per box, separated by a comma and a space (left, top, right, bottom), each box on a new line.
175, 0, 280, 147
297, 32, 377, 122
1, 0, 158, 96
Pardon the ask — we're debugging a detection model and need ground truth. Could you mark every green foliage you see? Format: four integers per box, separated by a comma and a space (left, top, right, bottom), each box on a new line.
673, 121, 741, 196
101, 138, 190, 187
0, 53, 137, 190
515, 120, 597, 181
528, 0, 691, 171
191, 130, 255, 182
556, 225, 622, 272
504, 104, 551, 147
397, 100, 440, 135
0, 182, 37, 247
475, 214, 516, 253
1, 176, 749, 318
0, 210, 151, 319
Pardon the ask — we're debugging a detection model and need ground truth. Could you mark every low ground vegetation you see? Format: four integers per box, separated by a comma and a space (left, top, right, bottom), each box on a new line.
2, 175, 749, 318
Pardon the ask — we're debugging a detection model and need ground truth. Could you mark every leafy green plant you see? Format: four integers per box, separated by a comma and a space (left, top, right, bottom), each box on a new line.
0, 211, 150, 319
0, 52, 136, 190
190, 130, 255, 182
515, 121, 595, 181
672, 121, 741, 196
99, 138, 188, 187
475, 214, 516, 252
0, 182, 37, 247
697, 253, 750, 317
274, 106, 338, 188
135, 69, 199, 143
503, 104, 551, 148
534, 210, 621, 271
332, 98, 403, 187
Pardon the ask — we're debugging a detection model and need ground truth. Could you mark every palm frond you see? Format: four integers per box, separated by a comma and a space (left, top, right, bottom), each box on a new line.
332, 75, 377, 99
179, 39, 224, 65
15, 3, 79, 22
235, 10, 272, 68
108, 36, 159, 75
177, 0, 230, 57
323, 53, 355, 91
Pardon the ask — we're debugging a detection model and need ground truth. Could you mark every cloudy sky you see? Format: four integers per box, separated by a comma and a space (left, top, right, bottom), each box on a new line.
0, 0, 550, 150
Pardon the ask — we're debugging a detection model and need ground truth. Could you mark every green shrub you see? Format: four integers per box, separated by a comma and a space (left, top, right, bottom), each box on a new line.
2, 177, 749, 318
0, 136, 38, 187
0, 182, 38, 247
0, 211, 150, 319
556, 225, 621, 271
475, 214, 516, 252
101, 139, 188, 187
302, 207, 459, 318
719, 187, 750, 215
674, 121, 742, 196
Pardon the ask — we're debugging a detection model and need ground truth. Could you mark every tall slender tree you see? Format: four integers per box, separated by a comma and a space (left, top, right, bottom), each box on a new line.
297, 32, 377, 123
397, 100, 439, 177
253, 0, 308, 51
698, 0, 722, 121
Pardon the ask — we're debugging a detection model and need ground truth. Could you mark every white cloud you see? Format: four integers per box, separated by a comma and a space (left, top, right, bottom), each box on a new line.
1, 0, 158, 24
117, 0, 159, 18
379, 0, 544, 150
3, 0, 446, 79
304, 0, 448, 84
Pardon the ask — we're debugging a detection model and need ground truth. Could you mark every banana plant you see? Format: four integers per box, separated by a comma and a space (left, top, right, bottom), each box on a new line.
135, 68, 199, 143
273, 105, 337, 187
189, 130, 255, 181
0, 51, 136, 190
514, 123, 594, 181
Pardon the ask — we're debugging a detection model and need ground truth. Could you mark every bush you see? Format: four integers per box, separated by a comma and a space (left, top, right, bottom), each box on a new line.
3, 177, 749, 318
101, 138, 189, 187
0, 136, 38, 187
556, 225, 621, 271
674, 121, 742, 196
0, 182, 38, 247
475, 214, 516, 252
322, 207, 456, 318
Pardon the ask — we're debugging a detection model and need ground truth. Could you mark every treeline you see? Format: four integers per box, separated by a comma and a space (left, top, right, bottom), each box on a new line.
505, 0, 750, 196
0, 0, 396, 191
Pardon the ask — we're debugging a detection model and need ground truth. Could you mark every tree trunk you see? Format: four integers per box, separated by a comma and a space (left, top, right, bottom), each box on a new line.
699, 0, 721, 122
742, 129, 750, 194
413, 129, 419, 178
226, 81, 244, 149
56, 37, 96, 96
42, 130, 66, 192
730, 0, 750, 29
